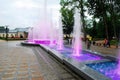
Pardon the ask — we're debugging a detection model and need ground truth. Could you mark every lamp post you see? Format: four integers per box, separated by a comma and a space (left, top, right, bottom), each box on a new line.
5, 25, 8, 41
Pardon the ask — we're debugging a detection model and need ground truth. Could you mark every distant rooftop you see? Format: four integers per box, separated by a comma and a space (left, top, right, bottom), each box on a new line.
9, 30, 17, 33
0, 26, 30, 33
9, 27, 30, 33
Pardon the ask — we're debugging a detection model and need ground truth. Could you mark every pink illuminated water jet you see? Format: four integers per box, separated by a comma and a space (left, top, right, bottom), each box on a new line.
57, 16, 64, 50
27, 27, 34, 42
27, 0, 57, 45
72, 8, 82, 56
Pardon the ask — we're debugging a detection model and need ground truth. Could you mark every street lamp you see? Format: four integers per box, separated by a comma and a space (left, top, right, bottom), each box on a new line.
5, 25, 9, 41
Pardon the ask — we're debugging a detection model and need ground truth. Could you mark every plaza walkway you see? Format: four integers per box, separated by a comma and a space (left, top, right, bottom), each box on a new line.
82, 42, 119, 57
0, 41, 83, 80
0, 41, 44, 80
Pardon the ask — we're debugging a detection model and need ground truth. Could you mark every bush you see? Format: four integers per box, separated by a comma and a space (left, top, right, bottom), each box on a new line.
110, 40, 118, 45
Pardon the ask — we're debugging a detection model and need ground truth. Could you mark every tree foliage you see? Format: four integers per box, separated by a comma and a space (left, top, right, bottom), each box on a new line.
60, 0, 74, 35
60, 7, 74, 34
60, 0, 87, 37
87, 0, 120, 40
60, 0, 120, 41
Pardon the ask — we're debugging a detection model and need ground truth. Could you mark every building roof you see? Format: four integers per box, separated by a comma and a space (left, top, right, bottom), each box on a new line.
14, 28, 29, 32
9, 30, 17, 33
9, 27, 30, 33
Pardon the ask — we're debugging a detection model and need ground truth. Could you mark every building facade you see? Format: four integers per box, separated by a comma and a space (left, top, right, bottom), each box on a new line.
0, 26, 29, 39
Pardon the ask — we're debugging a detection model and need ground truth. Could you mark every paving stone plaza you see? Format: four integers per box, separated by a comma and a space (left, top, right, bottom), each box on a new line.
0, 40, 84, 80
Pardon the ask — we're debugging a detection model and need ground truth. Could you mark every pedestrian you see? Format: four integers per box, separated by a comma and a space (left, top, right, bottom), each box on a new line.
93, 41, 96, 45
70, 37, 73, 45
104, 38, 108, 47
87, 39, 91, 50
66, 35, 69, 44
106, 40, 110, 48
68, 38, 71, 45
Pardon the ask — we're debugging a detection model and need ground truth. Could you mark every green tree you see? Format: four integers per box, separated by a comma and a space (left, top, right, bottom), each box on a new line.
60, 7, 74, 34
60, 0, 87, 39
87, 0, 109, 39
87, 0, 120, 39
110, 0, 120, 39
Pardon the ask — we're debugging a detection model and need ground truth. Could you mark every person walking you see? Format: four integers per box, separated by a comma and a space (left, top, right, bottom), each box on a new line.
86, 38, 91, 50
104, 38, 108, 47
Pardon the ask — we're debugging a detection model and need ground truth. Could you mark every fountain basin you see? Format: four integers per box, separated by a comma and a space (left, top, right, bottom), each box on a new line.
34, 39, 50, 44
39, 44, 110, 80
21, 42, 112, 80
21, 39, 56, 45
48, 46, 103, 62
86, 61, 120, 80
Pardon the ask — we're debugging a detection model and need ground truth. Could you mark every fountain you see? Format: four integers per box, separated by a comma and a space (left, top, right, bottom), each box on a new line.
26, 0, 57, 45
27, 20, 51, 45
57, 16, 64, 50
72, 8, 82, 56
49, 9, 57, 47
27, 27, 33, 42
39, 8, 120, 80
49, 16, 55, 46
45, 8, 102, 62
25, 6, 103, 62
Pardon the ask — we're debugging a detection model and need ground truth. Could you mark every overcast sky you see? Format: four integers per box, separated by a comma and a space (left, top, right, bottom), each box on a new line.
0, 0, 61, 29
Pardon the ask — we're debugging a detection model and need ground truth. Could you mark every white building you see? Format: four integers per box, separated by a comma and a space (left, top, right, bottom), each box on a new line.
0, 27, 29, 39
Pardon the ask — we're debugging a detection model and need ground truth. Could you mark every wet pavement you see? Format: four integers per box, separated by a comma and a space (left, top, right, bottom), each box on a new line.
83, 43, 119, 57
0, 41, 43, 80
0, 41, 84, 80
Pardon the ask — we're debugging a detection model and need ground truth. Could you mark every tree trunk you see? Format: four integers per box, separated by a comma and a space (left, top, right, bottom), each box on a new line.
79, 0, 87, 41
111, 13, 117, 39
103, 15, 109, 39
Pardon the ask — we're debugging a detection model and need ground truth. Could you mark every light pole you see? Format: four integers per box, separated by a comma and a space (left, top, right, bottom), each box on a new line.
5, 25, 8, 41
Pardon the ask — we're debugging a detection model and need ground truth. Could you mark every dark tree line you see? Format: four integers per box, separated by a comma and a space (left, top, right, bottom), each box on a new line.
87, 0, 120, 40
60, 0, 120, 41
